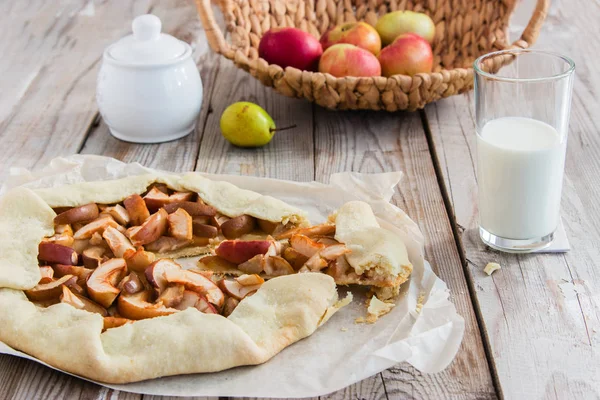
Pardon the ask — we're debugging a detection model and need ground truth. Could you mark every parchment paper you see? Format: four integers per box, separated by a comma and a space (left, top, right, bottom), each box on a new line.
0, 155, 464, 398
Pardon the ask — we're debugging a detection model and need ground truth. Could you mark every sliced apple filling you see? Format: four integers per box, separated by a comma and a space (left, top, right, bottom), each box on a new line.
26, 183, 302, 330
196, 201, 414, 308
198, 225, 407, 291
29, 184, 410, 329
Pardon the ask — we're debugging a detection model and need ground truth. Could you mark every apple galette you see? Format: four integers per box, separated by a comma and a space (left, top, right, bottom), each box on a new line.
0, 173, 412, 383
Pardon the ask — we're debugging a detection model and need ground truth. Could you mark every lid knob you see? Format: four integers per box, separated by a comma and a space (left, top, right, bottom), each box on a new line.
132, 14, 161, 41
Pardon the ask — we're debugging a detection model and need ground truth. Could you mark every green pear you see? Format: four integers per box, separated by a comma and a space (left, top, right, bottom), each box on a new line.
375, 11, 435, 46
220, 102, 277, 147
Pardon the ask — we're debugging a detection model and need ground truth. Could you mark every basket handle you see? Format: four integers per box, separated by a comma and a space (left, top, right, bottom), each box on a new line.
196, 0, 232, 56
509, 0, 550, 49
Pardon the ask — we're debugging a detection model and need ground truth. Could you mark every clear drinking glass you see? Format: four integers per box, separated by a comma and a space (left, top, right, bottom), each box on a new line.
474, 49, 575, 253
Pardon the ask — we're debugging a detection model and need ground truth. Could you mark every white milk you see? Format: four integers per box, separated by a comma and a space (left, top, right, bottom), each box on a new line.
477, 117, 566, 240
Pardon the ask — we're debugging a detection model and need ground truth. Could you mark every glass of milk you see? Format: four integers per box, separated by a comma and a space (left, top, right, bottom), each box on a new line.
474, 49, 575, 252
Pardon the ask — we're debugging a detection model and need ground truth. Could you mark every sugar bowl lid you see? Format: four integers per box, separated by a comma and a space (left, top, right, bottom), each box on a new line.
105, 14, 190, 66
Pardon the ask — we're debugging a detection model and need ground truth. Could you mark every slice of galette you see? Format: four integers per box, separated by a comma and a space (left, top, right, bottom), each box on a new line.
198, 201, 413, 302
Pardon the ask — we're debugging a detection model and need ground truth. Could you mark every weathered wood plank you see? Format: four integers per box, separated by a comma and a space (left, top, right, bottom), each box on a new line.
143, 396, 219, 400
424, 0, 600, 398
0, 0, 139, 181
312, 108, 496, 399
321, 370, 388, 400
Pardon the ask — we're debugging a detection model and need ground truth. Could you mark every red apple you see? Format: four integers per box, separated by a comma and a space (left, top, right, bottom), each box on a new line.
215, 240, 271, 265
377, 33, 433, 77
258, 27, 323, 71
320, 22, 381, 55
318, 44, 381, 78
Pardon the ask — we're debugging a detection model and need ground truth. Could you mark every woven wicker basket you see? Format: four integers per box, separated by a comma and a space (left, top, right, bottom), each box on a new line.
196, 0, 549, 111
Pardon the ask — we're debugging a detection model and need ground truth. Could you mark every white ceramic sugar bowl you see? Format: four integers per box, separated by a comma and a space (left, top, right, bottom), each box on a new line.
97, 14, 203, 143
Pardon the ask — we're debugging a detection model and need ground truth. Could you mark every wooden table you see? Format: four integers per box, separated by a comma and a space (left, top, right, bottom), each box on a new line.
0, 1, 598, 399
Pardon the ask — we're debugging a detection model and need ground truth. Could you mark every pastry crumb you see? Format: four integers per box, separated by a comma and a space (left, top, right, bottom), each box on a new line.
484, 262, 501, 275
341, 327, 348, 332
415, 292, 425, 314
366, 295, 395, 323
354, 317, 365, 324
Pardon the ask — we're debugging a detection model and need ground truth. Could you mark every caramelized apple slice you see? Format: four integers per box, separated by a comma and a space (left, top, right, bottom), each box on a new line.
52, 264, 93, 287
222, 297, 240, 317
163, 269, 224, 308
124, 247, 156, 272
235, 274, 265, 286
54, 224, 74, 236
192, 222, 218, 238
282, 247, 309, 270
264, 256, 295, 276
73, 216, 119, 240
191, 236, 210, 247
300, 244, 350, 272
123, 194, 151, 226
38, 242, 78, 265
25, 275, 77, 301
167, 208, 193, 240
118, 272, 144, 295
218, 279, 261, 301
275, 223, 336, 240
145, 259, 182, 293
289, 234, 325, 258
151, 183, 170, 194
266, 240, 284, 256
192, 215, 211, 225
238, 254, 265, 274
164, 201, 216, 216
300, 253, 328, 272
102, 226, 135, 258
89, 231, 107, 247
174, 290, 201, 311
143, 187, 170, 212
72, 222, 85, 232
195, 295, 218, 314
221, 215, 256, 239
103, 316, 133, 331
198, 255, 240, 274
39, 266, 54, 283
127, 208, 168, 246
325, 255, 352, 279
156, 284, 185, 307
68, 282, 86, 296
42, 232, 74, 248
60, 285, 108, 316
72, 239, 91, 254
215, 240, 271, 264
117, 290, 178, 320
314, 236, 340, 246
87, 258, 128, 308
145, 236, 191, 253
54, 203, 99, 225
169, 191, 195, 202
211, 214, 230, 229
257, 219, 279, 234
101, 204, 130, 225
82, 246, 107, 269
320, 244, 351, 260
